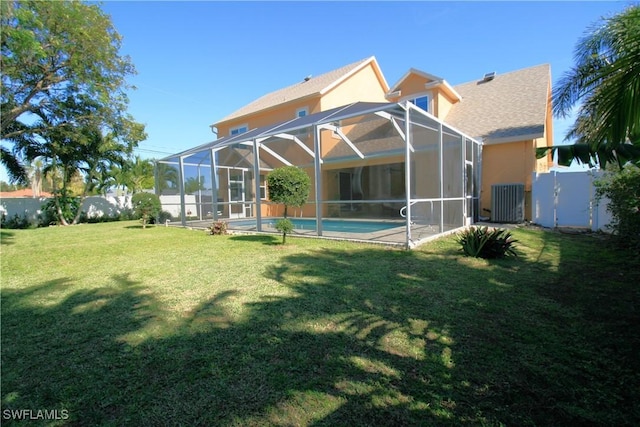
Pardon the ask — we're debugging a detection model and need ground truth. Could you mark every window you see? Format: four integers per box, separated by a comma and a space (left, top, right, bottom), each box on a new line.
259, 174, 268, 200
230, 124, 248, 136
296, 107, 308, 118
410, 96, 429, 112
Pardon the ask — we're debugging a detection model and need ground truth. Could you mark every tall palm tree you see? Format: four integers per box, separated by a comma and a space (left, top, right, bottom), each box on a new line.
28, 158, 44, 197
546, 5, 640, 169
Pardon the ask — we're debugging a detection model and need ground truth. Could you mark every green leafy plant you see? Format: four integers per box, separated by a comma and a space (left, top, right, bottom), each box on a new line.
267, 166, 310, 244
595, 165, 640, 253
275, 218, 294, 242
0, 213, 35, 229
131, 193, 161, 229
457, 226, 518, 259
209, 220, 228, 235
40, 190, 81, 226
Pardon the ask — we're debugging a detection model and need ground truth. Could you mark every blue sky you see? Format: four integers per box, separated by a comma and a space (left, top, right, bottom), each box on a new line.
1, 1, 629, 181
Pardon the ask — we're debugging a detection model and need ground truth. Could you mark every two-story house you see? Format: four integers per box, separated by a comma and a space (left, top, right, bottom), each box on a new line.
159, 56, 552, 247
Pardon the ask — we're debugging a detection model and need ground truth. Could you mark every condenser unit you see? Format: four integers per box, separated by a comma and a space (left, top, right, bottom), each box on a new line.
491, 183, 525, 223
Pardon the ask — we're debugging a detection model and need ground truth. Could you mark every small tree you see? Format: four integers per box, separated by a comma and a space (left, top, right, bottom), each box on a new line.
267, 166, 310, 243
132, 193, 161, 229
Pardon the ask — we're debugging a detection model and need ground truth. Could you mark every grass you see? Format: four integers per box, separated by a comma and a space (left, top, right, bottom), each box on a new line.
1, 221, 639, 426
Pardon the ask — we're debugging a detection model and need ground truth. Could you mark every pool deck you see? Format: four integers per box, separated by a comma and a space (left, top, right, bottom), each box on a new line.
170, 218, 446, 248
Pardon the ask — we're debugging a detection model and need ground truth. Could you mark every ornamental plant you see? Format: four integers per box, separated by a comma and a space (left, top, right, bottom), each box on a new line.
457, 226, 518, 259
267, 166, 310, 244
132, 193, 161, 229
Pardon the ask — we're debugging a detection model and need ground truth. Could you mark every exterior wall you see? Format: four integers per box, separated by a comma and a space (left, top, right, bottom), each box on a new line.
319, 62, 388, 111
387, 73, 458, 120
480, 140, 537, 221
435, 92, 455, 120
217, 98, 322, 137
395, 73, 434, 97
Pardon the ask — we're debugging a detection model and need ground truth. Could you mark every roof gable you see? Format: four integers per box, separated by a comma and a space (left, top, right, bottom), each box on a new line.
216, 56, 387, 125
387, 68, 443, 94
444, 64, 551, 144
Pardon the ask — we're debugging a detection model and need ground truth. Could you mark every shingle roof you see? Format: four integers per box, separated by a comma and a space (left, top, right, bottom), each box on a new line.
216, 57, 380, 124
445, 64, 550, 144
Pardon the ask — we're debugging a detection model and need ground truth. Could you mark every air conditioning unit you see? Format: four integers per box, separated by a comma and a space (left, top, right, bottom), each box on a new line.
491, 183, 525, 223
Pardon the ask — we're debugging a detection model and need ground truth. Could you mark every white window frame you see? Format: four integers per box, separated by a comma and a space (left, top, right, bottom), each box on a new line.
230, 124, 248, 136
295, 107, 308, 118
400, 91, 431, 113
259, 174, 268, 200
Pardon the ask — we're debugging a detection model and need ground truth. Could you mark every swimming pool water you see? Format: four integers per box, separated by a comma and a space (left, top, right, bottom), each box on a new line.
230, 218, 402, 234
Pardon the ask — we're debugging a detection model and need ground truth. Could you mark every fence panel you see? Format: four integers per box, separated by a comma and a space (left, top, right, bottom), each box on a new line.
532, 170, 612, 231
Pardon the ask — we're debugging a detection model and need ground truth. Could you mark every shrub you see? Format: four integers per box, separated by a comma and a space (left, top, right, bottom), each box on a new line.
275, 218, 294, 244
595, 166, 640, 253
267, 166, 310, 244
209, 220, 228, 235
157, 210, 173, 225
40, 191, 81, 226
131, 193, 161, 229
1, 213, 35, 229
457, 226, 518, 259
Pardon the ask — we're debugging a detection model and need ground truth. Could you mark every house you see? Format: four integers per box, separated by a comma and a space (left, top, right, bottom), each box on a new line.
158, 57, 552, 247
385, 64, 553, 220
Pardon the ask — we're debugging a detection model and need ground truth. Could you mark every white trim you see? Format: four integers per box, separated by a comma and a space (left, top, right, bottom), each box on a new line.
388, 68, 443, 94
320, 56, 389, 95
385, 90, 401, 99
399, 93, 431, 113
295, 107, 309, 118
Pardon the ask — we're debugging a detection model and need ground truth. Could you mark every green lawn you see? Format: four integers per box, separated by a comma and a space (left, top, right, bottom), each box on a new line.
1, 222, 639, 426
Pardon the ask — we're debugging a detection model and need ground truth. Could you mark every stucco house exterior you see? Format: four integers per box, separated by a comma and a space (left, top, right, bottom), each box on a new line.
158, 56, 552, 247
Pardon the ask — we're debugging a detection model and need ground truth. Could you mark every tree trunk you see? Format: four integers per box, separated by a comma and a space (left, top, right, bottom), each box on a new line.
51, 171, 69, 226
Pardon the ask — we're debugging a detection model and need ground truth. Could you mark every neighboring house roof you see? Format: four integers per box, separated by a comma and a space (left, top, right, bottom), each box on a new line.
0, 189, 53, 198
445, 63, 550, 144
216, 56, 386, 125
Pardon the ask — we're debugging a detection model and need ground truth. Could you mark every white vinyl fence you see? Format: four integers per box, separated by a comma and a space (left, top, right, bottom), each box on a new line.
0, 195, 133, 223
532, 170, 612, 231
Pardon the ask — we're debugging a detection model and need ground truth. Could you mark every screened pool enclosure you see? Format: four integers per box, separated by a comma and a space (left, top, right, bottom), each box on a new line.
157, 102, 482, 248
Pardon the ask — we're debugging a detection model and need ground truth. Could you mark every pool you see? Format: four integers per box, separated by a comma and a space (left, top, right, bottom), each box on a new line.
229, 218, 403, 234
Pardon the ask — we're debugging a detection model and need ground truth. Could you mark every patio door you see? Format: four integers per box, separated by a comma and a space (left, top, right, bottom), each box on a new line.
228, 168, 246, 218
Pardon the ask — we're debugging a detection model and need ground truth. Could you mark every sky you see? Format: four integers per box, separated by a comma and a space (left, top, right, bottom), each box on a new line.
0, 1, 630, 181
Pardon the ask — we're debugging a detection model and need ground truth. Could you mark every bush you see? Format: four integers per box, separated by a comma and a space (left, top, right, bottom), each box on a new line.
209, 220, 228, 235
157, 210, 173, 225
1, 213, 36, 229
595, 166, 640, 252
40, 191, 81, 226
457, 226, 518, 259
275, 218, 294, 244
267, 166, 311, 217
267, 166, 310, 244
131, 193, 161, 229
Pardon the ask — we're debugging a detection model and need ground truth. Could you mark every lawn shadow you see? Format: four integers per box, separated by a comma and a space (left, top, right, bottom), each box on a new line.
124, 225, 156, 230
2, 234, 638, 425
229, 234, 280, 245
0, 230, 15, 245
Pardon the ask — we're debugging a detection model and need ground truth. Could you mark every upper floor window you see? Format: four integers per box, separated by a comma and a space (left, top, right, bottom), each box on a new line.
410, 96, 429, 112
296, 107, 308, 118
230, 124, 248, 136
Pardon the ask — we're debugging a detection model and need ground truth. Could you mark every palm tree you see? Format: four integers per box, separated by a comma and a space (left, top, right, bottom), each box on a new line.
28, 158, 44, 197
127, 156, 155, 193
546, 5, 640, 169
